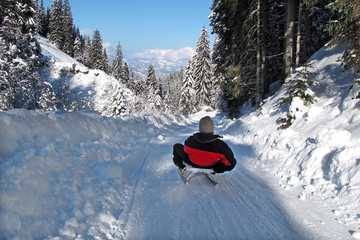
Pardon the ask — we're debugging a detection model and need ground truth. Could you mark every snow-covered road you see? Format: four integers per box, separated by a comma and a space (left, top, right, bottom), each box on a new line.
118, 118, 303, 239
0, 109, 357, 239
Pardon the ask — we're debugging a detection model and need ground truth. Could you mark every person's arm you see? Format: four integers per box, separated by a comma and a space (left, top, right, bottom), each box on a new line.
213, 142, 236, 173
223, 143, 236, 168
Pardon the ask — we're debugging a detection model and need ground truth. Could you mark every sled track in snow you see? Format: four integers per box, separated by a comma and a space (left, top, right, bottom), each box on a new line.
115, 120, 310, 239
118, 140, 152, 238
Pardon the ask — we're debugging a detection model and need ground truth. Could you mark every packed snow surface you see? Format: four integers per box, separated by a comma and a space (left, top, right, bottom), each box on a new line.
1, 45, 360, 239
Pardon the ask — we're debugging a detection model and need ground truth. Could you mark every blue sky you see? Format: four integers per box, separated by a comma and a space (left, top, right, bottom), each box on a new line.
40, 0, 215, 59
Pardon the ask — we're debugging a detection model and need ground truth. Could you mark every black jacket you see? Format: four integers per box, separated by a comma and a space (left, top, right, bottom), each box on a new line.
184, 133, 236, 173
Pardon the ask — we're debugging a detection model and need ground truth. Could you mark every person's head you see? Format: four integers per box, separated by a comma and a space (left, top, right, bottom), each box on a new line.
199, 116, 214, 134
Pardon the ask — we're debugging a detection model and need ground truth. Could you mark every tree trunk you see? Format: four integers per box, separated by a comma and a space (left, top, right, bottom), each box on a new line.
284, 0, 299, 78
256, 0, 262, 107
261, 0, 269, 98
295, 1, 302, 67
304, 1, 313, 61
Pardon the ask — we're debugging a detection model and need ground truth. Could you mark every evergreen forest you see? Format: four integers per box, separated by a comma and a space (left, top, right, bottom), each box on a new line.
0, 0, 359, 117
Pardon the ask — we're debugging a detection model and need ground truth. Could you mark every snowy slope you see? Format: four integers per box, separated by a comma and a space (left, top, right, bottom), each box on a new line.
232, 45, 360, 237
38, 36, 137, 114
0, 45, 360, 239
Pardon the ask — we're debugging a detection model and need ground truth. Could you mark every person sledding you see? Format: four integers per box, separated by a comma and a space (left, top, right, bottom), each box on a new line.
173, 116, 237, 177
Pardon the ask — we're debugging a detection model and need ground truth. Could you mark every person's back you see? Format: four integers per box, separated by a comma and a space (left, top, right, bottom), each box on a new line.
173, 116, 236, 173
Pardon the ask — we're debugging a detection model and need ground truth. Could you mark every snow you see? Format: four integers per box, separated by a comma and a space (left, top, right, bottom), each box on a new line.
37, 36, 137, 114
1, 43, 360, 239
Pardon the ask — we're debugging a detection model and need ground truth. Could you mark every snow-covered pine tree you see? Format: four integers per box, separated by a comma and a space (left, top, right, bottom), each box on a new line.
1, 0, 19, 110
156, 70, 183, 113
210, 35, 225, 110
38, 80, 57, 110
25, 71, 57, 110
1, 0, 56, 111
48, 0, 63, 50
103, 48, 110, 74
112, 42, 123, 81
36, 0, 48, 36
193, 25, 212, 109
145, 64, 156, 97
210, 65, 223, 110
179, 58, 196, 114
134, 79, 144, 96
82, 35, 91, 67
145, 64, 162, 111
54, 79, 70, 110
278, 65, 317, 129
109, 81, 128, 116
62, 0, 74, 57
90, 29, 105, 70
327, 0, 360, 75
209, 1, 231, 77
73, 31, 82, 62
126, 69, 136, 93
122, 62, 130, 86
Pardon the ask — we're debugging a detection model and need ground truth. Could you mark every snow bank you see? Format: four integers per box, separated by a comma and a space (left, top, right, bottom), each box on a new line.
225, 45, 360, 229
0, 109, 194, 239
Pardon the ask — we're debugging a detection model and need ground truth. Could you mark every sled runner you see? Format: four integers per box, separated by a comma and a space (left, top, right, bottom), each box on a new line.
178, 166, 218, 185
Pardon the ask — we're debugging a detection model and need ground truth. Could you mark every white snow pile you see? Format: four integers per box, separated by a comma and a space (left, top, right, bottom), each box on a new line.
0, 44, 360, 239
224, 45, 360, 234
0, 110, 193, 239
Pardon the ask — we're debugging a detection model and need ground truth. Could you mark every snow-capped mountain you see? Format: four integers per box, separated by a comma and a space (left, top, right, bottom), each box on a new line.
106, 44, 189, 78
126, 56, 187, 78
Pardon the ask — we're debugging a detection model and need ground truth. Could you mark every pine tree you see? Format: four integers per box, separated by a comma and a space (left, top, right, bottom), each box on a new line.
209, 0, 230, 74
112, 42, 123, 80
90, 29, 104, 70
157, 70, 183, 113
36, 0, 48, 36
327, 0, 360, 74
82, 35, 91, 67
193, 25, 212, 108
209, 0, 332, 116
62, 0, 74, 57
103, 48, 110, 74
284, 0, 299, 78
101, 80, 128, 117
73, 32, 82, 62
18, 0, 38, 34
210, 65, 223, 110
211, 35, 226, 110
48, 0, 63, 50
145, 64, 162, 110
1, 0, 21, 110
122, 62, 130, 86
179, 58, 196, 114
210, 0, 258, 116
134, 79, 144, 96
145, 64, 157, 98
0, 0, 56, 111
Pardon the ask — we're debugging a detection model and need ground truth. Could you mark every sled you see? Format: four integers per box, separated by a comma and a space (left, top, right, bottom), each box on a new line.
178, 166, 218, 185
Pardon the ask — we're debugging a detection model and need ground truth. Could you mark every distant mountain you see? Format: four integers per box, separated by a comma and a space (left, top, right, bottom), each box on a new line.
125, 57, 188, 79
106, 45, 191, 79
